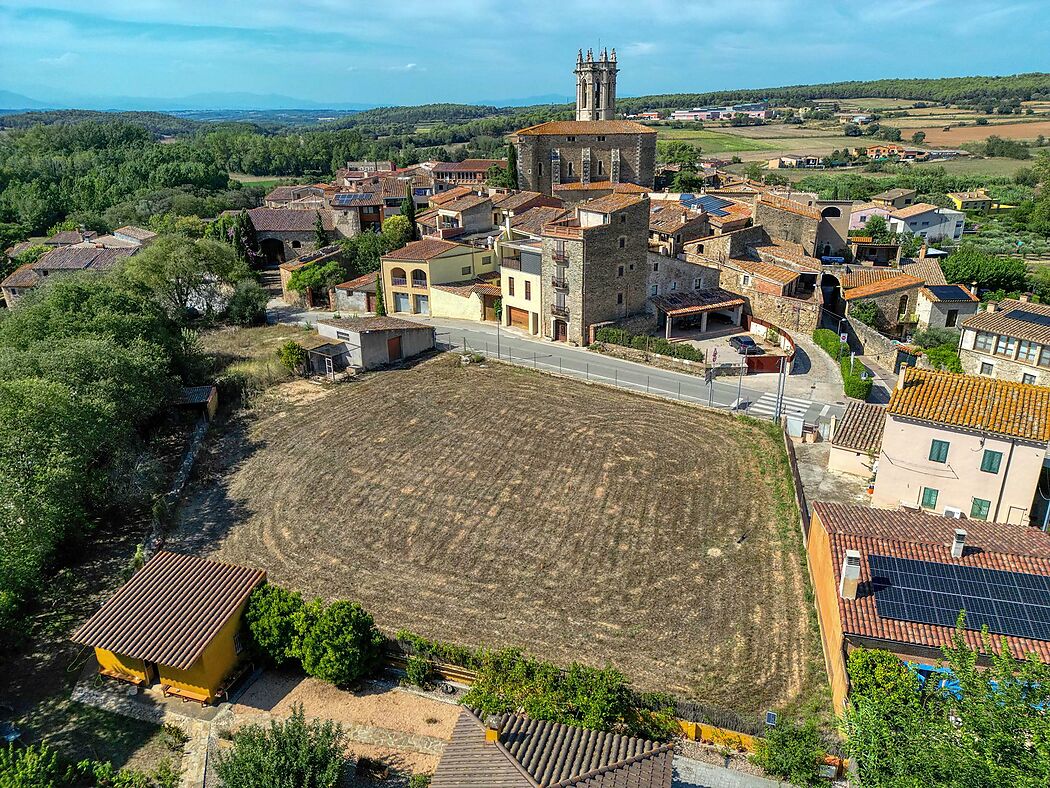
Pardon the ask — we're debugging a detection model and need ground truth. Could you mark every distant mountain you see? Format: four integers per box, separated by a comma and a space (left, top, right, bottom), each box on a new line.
0, 88, 377, 112
477, 93, 573, 107
0, 90, 51, 110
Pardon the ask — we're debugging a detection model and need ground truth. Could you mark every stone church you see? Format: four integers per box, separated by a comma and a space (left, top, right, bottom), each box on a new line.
511, 48, 656, 198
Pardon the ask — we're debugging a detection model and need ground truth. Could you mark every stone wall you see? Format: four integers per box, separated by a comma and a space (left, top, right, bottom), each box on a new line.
960, 347, 1050, 385
685, 225, 768, 263
753, 202, 818, 254
580, 198, 650, 339
743, 287, 823, 334
647, 251, 719, 297
849, 286, 918, 337
515, 132, 656, 196
844, 315, 902, 371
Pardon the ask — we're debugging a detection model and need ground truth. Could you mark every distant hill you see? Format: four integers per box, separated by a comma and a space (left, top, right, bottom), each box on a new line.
0, 90, 50, 111
0, 109, 201, 136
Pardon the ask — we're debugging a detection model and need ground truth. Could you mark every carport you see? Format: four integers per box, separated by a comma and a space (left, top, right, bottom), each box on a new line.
651, 289, 745, 340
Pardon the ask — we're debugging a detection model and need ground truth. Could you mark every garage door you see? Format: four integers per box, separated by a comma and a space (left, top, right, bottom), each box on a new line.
508, 306, 530, 330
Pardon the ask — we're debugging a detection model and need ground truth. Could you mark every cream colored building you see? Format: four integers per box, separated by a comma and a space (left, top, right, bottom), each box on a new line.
872, 367, 1050, 526
381, 237, 498, 317
499, 238, 543, 335
828, 402, 885, 479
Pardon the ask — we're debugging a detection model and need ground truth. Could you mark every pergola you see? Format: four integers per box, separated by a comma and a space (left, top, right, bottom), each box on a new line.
651, 288, 746, 339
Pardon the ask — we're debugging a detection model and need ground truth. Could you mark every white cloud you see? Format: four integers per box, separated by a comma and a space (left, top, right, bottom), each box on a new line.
38, 51, 78, 66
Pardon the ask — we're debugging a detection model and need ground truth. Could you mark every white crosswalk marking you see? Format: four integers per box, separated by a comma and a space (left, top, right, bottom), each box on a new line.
747, 392, 813, 419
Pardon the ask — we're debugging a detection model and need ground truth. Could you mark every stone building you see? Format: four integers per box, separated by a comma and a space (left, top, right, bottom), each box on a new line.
959, 297, 1050, 385
511, 49, 656, 197
540, 193, 650, 344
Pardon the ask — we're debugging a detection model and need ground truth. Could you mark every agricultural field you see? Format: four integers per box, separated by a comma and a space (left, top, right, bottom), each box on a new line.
911, 119, 1050, 145
658, 124, 859, 160
170, 352, 826, 717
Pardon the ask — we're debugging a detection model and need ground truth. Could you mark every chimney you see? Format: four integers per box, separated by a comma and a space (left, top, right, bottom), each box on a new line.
1020, 293, 1031, 303
951, 529, 966, 559
896, 362, 909, 391
918, 243, 927, 261
970, 281, 978, 297
986, 302, 997, 313
839, 550, 861, 600
484, 715, 503, 745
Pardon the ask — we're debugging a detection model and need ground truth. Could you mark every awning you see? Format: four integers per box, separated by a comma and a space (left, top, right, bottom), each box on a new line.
651, 288, 746, 318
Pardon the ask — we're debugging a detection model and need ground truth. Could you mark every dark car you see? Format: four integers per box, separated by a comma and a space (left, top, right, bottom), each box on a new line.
729, 335, 763, 355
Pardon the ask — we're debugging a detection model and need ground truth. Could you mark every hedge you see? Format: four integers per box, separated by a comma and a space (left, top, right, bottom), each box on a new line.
813, 329, 873, 401
594, 327, 704, 362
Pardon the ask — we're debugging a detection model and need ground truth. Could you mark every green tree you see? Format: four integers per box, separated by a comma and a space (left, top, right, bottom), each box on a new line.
298, 600, 385, 687
276, 341, 308, 374
399, 190, 418, 241
743, 161, 765, 181
911, 130, 927, 145
245, 584, 307, 665
862, 215, 895, 244
313, 211, 328, 249
656, 140, 702, 166
670, 170, 704, 192
750, 718, 826, 787
506, 142, 518, 189
381, 215, 411, 252
216, 704, 347, 788
226, 279, 269, 327
941, 244, 1028, 292
374, 273, 386, 316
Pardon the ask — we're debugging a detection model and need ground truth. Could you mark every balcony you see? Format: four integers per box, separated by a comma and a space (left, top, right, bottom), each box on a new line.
391, 277, 408, 287
551, 276, 568, 290
552, 250, 569, 263
551, 304, 569, 318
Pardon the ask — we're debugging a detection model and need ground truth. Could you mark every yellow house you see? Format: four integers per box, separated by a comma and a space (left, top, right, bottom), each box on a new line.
72, 551, 265, 704
947, 189, 993, 212
381, 237, 497, 317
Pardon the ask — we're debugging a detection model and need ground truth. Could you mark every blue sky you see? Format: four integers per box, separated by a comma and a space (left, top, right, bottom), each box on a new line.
2, 0, 1048, 108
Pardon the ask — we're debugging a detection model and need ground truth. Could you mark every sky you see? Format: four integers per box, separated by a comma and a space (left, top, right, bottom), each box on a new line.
2, 0, 1049, 109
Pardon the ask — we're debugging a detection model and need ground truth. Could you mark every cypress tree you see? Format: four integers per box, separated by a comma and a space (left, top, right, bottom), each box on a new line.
400, 187, 418, 241
507, 143, 518, 189
374, 273, 386, 316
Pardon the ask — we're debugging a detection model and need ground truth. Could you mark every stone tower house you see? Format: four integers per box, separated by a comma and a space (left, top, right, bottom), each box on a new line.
575, 48, 618, 121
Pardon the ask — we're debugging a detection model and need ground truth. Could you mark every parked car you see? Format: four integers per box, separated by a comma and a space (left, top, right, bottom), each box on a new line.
729, 335, 763, 355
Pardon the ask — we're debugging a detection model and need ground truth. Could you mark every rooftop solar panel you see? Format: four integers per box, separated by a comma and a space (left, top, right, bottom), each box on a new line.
333, 192, 377, 206
680, 194, 733, 217
868, 555, 1050, 642
1009, 309, 1050, 328
925, 285, 971, 300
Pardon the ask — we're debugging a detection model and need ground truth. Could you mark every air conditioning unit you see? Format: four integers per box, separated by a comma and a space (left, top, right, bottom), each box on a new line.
943, 507, 964, 519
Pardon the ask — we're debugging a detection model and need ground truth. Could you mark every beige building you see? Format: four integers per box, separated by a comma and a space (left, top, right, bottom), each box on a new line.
381, 237, 497, 317
499, 238, 543, 335
870, 188, 917, 210
960, 297, 1050, 386
915, 284, 978, 331
872, 366, 1050, 526
828, 402, 885, 478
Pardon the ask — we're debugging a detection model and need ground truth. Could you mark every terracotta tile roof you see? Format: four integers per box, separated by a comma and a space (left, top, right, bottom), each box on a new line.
813, 502, 1050, 660
757, 193, 821, 221
439, 193, 491, 213
430, 186, 477, 206
832, 402, 885, 454
920, 284, 978, 303
887, 366, 1050, 442
1, 263, 39, 289
513, 120, 657, 136
849, 202, 888, 215
752, 239, 822, 272
431, 708, 673, 788
264, 185, 298, 202
510, 206, 571, 236
842, 273, 922, 300
431, 276, 502, 299
247, 207, 334, 232
650, 288, 745, 317
900, 257, 947, 285
318, 316, 431, 332
947, 190, 989, 200
294, 243, 343, 265
383, 237, 463, 261
71, 551, 264, 670
334, 272, 380, 292
577, 193, 646, 215
552, 180, 651, 194
648, 203, 706, 234
891, 202, 941, 219
432, 159, 505, 173
490, 190, 546, 211
45, 229, 96, 245
839, 268, 907, 290
962, 299, 1050, 344
729, 257, 800, 285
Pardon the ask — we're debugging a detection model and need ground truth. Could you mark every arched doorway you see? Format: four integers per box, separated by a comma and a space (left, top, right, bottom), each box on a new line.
821, 206, 842, 219
260, 238, 284, 265
553, 320, 568, 342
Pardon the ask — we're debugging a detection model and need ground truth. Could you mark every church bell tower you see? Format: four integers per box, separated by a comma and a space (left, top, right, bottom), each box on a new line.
575, 47, 617, 121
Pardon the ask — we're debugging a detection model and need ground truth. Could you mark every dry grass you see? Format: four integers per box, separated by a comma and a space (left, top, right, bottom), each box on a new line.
913, 119, 1050, 145
171, 355, 825, 715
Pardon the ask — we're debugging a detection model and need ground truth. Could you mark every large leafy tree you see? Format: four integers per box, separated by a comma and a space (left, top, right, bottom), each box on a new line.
297, 600, 385, 687
940, 244, 1028, 293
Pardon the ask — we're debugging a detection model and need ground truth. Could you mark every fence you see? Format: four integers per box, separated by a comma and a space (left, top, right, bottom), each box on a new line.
782, 425, 811, 544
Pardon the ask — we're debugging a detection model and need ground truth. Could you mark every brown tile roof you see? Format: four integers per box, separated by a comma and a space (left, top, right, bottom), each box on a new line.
247, 207, 334, 232
383, 237, 463, 261
71, 551, 264, 670
757, 193, 822, 221
491, 190, 562, 213
431, 708, 673, 788
730, 257, 800, 285
430, 185, 476, 206
813, 502, 1050, 660
577, 193, 646, 215
45, 229, 96, 245
888, 366, 1050, 442
114, 225, 157, 242
551, 180, 651, 194
891, 202, 941, 219
897, 256, 946, 285
842, 273, 922, 300
1, 245, 138, 290
432, 159, 505, 172
648, 203, 706, 234
514, 120, 657, 137
334, 271, 380, 292
510, 206, 571, 236
752, 239, 822, 272
319, 316, 431, 332
962, 299, 1050, 344
440, 193, 491, 213
832, 402, 885, 454
651, 288, 745, 317
839, 268, 907, 290
431, 277, 502, 299
264, 185, 299, 202
871, 188, 916, 201
920, 285, 978, 303
948, 190, 990, 200
2, 263, 39, 289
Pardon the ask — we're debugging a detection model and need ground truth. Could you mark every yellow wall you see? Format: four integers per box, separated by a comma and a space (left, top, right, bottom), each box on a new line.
827, 445, 872, 478
500, 269, 541, 334
157, 599, 248, 702
95, 649, 149, 683
430, 287, 484, 320
382, 246, 496, 315
806, 511, 850, 714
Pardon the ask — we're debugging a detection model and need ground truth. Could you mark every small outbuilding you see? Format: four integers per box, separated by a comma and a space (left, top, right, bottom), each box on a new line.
314, 316, 436, 372
176, 385, 219, 421
72, 551, 265, 704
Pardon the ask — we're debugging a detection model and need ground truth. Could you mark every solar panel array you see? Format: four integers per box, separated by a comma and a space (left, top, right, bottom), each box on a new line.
333, 192, 378, 207
868, 555, 1050, 641
1010, 309, 1050, 328
679, 194, 734, 217
925, 284, 973, 301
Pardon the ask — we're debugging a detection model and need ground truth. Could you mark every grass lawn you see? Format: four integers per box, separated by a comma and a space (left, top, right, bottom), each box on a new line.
170, 351, 828, 718
657, 127, 775, 154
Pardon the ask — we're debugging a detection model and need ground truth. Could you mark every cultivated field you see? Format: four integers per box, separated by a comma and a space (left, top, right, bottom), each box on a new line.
171, 354, 825, 715
911, 119, 1050, 145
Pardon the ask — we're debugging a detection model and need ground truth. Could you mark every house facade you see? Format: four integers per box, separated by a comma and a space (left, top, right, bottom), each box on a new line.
888, 203, 965, 242
871, 366, 1050, 526
499, 238, 543, 335
959, 298, 1050, 386
915, 284, 979, 331
381, 237, 497, 317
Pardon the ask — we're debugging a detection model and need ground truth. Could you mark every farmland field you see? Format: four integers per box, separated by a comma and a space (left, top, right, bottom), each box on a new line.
656, 127, 774, 154
911, 119, 1050, 145
171, 352, 825, 716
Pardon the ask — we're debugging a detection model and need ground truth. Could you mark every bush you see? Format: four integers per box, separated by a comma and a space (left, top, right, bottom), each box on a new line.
275, 340, 308, 373
246, 584, 306, 665
0, 743, 65, 787
813, 329, 872, 400
226, 279, 269, 326
298, 600, 385, 687
408, 775, 432, 788
215, 704, 346, 788
750, 718, 826, 787
404, 654, 432, 688
924, 345, 963, 373
849, 299, 879, 328
594, 326, 703, 362
395, 630, 482, 670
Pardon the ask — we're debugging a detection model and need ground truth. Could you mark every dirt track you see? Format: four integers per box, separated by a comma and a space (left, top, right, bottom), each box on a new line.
171, 356, 824, 715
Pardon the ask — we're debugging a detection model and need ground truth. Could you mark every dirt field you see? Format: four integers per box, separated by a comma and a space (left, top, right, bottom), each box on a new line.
170, 354, 824, 716
914, 119, 1050, 145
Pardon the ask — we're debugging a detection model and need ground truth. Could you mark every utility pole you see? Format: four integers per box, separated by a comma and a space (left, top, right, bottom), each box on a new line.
774, 355, 786, 421
736, 358, 744, 408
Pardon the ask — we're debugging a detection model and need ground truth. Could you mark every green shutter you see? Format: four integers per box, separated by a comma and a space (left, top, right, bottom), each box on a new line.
981, 450, 1003, 474
921, 488, 939, 509
929, 440, 950, 463
970, 498, 991, 520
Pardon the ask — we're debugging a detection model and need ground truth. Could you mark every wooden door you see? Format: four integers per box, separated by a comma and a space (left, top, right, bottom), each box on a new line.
387, 335, 402, 362
509, 307, 530, 330
554, 320, 567, 342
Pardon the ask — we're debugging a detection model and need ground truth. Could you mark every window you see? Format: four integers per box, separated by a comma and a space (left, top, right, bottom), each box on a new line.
618, 237, 626, 249
1023, 372, 1037, 385
629, 263, 634, 271
974, 332, 995, 352
482, 255, 491, 264
567, 161, 574, 177
652, 261, 659, 272
617, 292, 623, 305
292, 240, 301, 248
921, 487, 939, 510
995, 335, 1017, 357
1040, 347, 1050, 367
980, 362, 994, 375
1019, 340, 1039, 364
597, 160, 604, 176
507, 277, 515, 296
697, 243, 705, 253
981, 449, 1003, 474
670, 281, 677, 291
538, 162, 543, 176
946, 309, 959, 328
929, 439, 950, 464
566, 136, 576, 142
694, 277, 703, 290
461, 266, 472, 276
597, 135, 606, 142
970, 498, 991, 521
336, 330, 350, 341
650, 284, 658, 296
617, 265, 624, 277
742, 274, 753, 287
619, 213, 626, 224
524, 281, 531, 300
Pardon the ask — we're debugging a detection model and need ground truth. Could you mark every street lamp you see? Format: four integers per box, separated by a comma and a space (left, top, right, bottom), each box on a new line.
837, 316, 846, 362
